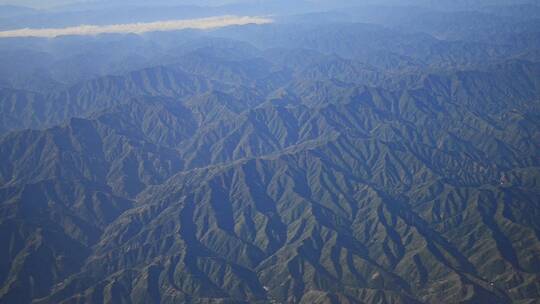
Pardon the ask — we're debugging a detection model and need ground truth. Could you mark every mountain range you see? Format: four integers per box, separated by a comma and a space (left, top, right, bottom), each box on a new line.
0, 1, 539, 303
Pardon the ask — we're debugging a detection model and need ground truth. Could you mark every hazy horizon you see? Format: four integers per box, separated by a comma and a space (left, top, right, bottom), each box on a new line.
0, 15, 273, 38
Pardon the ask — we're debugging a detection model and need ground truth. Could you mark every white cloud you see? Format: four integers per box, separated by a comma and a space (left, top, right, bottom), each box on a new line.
0, 15, 273, 38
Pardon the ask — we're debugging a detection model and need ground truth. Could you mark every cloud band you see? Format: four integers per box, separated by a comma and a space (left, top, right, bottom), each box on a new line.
0, 15, 273, 38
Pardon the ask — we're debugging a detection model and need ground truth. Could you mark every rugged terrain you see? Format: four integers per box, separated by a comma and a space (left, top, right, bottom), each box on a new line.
0, 2, 539, 303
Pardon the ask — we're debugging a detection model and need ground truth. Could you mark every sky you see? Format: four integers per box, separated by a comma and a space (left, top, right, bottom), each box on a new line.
0, 0, 76, 8
1, 0, 537, 9
0, 0, 243, 8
